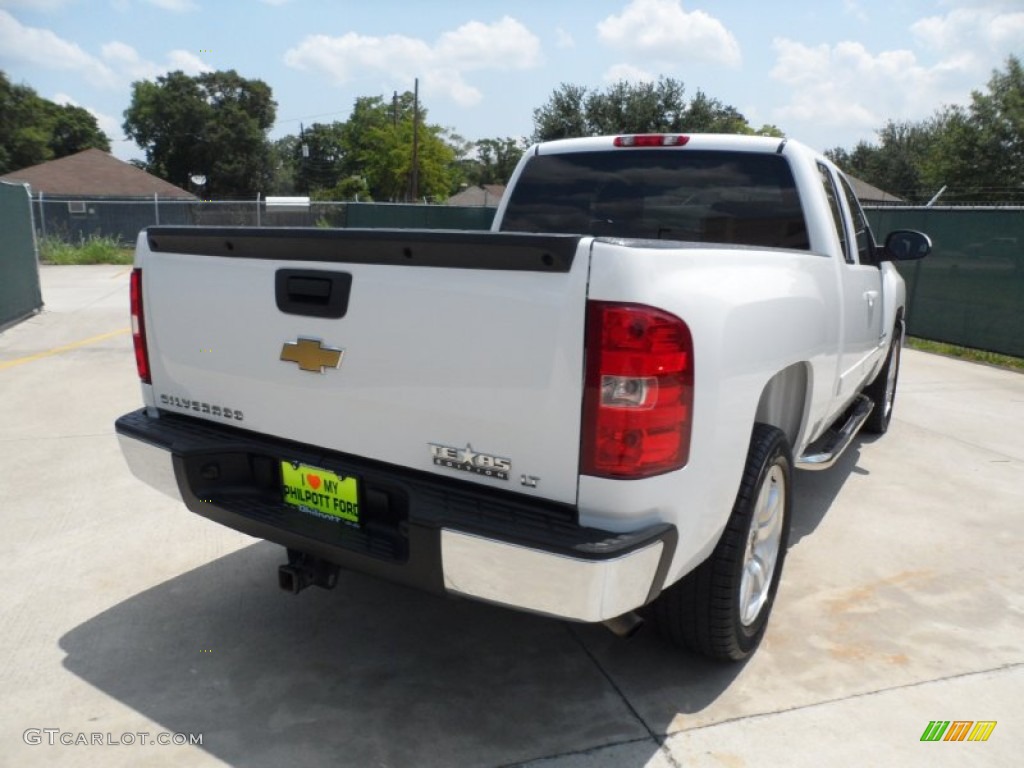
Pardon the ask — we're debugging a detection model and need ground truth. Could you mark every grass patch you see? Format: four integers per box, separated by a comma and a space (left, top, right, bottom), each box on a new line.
38, 234, 134, 265
907, 336, 1024, 372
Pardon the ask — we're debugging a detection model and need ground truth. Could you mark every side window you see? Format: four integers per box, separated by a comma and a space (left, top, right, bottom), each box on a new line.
817, 162, 852, 262
838, 175, 876, 265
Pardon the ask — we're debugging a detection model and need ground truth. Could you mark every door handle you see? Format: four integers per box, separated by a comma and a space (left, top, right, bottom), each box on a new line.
863, 290, 878, 308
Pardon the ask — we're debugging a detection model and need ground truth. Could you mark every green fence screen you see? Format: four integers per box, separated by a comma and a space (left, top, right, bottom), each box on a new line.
344, 202, 494, 230
866, 207, 1024, 358
0, 181, 42, 328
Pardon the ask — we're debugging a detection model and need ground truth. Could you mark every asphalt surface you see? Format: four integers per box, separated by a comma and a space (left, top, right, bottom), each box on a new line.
1, 265, 1021, 768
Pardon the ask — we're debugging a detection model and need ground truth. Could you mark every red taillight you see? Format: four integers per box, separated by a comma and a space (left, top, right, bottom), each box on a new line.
613, 134, 689, 148
581, 302, 694, 478
130, 267, 151, 384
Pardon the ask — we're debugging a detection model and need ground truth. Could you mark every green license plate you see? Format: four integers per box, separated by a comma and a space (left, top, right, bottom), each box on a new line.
281, 462, 360, 524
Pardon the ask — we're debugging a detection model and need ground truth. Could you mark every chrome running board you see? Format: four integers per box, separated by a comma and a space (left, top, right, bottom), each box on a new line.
796, 395, 874, 471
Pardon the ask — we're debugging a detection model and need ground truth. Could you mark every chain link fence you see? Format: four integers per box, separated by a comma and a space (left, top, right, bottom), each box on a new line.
24, 195, 1023, 358
31, 197, 496, 245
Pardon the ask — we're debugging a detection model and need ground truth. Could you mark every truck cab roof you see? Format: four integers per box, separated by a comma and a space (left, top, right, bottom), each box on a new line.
532, 133, 808, 157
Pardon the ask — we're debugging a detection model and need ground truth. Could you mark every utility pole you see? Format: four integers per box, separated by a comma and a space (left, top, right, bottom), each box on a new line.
410, 78, 420, 202
300, 122, 310, 196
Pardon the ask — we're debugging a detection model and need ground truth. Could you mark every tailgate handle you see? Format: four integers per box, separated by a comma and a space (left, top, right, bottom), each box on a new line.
275, 269, 352, 318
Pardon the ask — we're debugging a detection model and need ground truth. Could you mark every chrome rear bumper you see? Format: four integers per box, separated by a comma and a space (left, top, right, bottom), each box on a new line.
441, 530, 665, 622
115, 409, 676, 623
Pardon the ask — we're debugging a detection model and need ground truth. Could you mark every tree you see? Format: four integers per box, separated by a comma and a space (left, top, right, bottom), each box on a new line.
49, 104, 110, 157
681, 90, 776, 134
826, 120, 933, 201
266, 92, 464, 202
924, 56, 1024, 202
337, 92, 458, 202
588, 78, 688, 136
267, 135, 299, 195
532, 77, 782, 142
0, 70, 109, 174
971, 55, 1024, 197
122, 69, 276, 197
465, 137, 527, 186
294, 122, 346, 194
311, 175, 372, 202
532, 84, 589, 143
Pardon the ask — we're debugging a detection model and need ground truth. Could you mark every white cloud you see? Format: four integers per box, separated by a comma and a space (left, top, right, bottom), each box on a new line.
285, 32, 431, 82
0, 0, 73, 9
101, 40, 148, 75
145, 0, 197, 11
0, 11, 210, 91
106, 0, 202, 9
166, 49, 212, 74
912, 7, 1024, 60
0, 10, 116, 86
284, 16, 542, 107
770, 2, 1024, 149
769, 38, 964, 140
101, 41, 211, 80
603, 63, 654, 84
597, 0, 741, 68
556, 28, 574, 49
843, 0, 868, 23
435, 17, 541, 71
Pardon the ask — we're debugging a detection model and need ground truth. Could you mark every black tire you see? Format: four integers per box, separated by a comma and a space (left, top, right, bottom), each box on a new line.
652, 424, 792, 661
862, 321, 904, 435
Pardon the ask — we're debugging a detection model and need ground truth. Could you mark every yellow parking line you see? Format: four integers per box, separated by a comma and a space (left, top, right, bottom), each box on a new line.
111, 267, 133, 279
0, 328, 130, 371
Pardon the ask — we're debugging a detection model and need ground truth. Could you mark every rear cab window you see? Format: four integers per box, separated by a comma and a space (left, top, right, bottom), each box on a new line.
500, 149, 810, 251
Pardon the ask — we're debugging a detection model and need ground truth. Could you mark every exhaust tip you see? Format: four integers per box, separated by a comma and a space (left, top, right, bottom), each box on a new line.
602, 611, 644, 639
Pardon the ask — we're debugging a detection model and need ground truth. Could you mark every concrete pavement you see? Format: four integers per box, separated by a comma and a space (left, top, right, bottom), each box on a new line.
0, 265, 1021, 767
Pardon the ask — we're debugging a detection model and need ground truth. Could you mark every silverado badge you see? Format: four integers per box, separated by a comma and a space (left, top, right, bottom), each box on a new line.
280, 338, 344, 373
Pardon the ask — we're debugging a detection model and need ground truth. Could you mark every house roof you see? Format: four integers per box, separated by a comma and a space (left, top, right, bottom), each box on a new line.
847, 175, 903, 204
446, 184, 506, 207
0, 148, 196, 199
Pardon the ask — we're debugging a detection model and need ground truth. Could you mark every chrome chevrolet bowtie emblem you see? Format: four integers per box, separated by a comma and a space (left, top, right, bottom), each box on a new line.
280, 338, 344, 373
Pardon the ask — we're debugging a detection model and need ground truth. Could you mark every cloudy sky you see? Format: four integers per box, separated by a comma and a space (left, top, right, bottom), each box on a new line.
1, 0, 1022, 161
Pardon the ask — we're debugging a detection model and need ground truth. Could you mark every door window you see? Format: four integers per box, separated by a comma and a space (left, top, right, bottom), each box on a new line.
838, 175, 877, 265
817, 162, 852, 262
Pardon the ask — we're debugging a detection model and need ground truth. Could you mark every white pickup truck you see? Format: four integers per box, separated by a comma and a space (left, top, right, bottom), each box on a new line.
116, 134, 930, 660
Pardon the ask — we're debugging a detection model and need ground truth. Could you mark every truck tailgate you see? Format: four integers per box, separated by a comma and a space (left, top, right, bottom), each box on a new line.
137, 228, 589, 505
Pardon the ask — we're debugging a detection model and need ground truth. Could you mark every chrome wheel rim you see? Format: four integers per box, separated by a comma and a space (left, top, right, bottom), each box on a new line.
883, 334, 901, 420
740, 464, 785, 627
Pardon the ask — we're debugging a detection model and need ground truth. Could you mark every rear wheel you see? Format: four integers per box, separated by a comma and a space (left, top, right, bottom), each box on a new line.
652, 424, 792, 661
863, 322, 903, 435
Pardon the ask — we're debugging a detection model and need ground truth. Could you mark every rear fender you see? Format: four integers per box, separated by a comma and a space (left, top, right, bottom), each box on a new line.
754, 362, 812, 454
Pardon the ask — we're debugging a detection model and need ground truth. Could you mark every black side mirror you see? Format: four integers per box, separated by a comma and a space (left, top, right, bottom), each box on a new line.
882, 230, 931, 261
